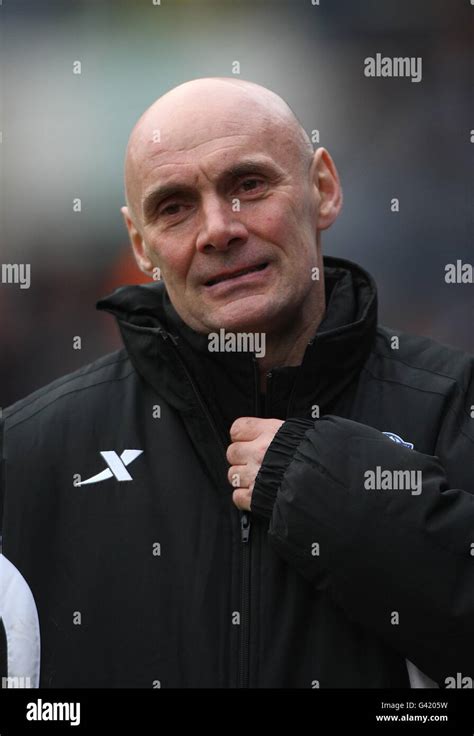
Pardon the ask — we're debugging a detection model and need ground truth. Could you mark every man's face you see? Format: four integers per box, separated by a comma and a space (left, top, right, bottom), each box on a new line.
124, 90, 339, 335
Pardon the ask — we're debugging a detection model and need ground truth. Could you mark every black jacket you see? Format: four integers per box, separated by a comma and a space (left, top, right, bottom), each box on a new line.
1, 256, 473, 688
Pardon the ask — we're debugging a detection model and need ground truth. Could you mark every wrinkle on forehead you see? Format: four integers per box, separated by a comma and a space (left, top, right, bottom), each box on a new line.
124, 77, 313, 223
167, 132, 252, 155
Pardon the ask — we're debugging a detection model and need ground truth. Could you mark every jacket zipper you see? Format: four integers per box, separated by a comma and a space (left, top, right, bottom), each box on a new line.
236, 358, 264, 687
239, 510, 251, 688
166, 341, 257, 688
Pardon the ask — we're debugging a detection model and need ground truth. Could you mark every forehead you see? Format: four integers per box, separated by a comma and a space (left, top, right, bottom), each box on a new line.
143, 138, 280, 190
132, 104, 299, 191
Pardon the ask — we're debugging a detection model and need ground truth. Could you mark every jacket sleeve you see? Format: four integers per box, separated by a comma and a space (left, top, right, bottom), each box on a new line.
251, 390, 474, 685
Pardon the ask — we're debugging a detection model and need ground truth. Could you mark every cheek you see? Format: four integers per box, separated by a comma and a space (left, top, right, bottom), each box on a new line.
251, 197, 306, 245
146, 235, 193, 284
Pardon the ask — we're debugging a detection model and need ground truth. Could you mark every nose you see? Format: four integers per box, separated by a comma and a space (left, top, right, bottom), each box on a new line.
195, 195, 248, 253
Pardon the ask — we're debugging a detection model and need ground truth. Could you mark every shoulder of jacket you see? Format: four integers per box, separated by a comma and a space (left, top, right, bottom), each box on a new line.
2, 349, 135, 432
370, 326, 474, 395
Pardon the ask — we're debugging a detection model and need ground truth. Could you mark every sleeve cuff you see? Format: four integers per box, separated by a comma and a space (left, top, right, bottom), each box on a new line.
251, 418, 314, 519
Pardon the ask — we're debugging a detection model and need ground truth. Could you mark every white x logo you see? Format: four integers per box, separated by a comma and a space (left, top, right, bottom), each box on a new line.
77, 450, 143, 486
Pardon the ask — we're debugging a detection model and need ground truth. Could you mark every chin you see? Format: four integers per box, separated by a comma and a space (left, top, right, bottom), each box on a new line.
204, 297, 282, 334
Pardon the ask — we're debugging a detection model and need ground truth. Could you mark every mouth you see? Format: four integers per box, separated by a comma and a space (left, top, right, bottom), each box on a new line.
205, 262, 268, 287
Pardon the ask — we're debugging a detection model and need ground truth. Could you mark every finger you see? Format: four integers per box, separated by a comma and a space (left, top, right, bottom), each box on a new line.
226, 441, 250, 465
227, 465, 247, 488
229, 464, 258, 489
230, 416, 262, 441
232, 487, 252, 512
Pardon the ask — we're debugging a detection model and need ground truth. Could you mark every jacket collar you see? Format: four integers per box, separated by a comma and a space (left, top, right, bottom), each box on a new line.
97, 256, 378, 435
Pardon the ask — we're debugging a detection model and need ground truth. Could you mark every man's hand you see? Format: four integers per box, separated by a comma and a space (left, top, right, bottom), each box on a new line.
227, 417, 284, 511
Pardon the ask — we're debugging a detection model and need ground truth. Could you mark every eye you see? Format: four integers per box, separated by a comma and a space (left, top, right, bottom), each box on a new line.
237, 178, 266, 193
160, 202, 183, 217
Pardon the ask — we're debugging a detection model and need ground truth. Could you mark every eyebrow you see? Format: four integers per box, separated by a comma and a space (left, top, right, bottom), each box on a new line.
141, 157, 283, 222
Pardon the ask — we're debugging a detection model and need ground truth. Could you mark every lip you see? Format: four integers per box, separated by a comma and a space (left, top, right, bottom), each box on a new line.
203, 262, 270, 295
204, 262, 269, 289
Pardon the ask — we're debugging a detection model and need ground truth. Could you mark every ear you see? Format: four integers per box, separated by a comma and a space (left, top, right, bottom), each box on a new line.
121, 206, 154, 275
311, 148, 343, 231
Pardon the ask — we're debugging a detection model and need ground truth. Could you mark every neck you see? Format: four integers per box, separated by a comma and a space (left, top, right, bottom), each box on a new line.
257, 294, 326, 393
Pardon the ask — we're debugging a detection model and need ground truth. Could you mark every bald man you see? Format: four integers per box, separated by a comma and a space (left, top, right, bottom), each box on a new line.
121, 77, 335, 377
1, 78, 473, 690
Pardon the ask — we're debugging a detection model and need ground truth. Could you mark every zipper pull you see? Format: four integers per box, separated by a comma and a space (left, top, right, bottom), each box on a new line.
240, 511, 251, 543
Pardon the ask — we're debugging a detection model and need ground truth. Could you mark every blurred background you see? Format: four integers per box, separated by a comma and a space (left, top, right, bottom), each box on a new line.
0, 0, 472, 406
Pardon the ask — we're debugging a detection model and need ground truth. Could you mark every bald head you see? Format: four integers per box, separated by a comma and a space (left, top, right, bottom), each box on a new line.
124, 77, 314, 224
120, 75, 342, 339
